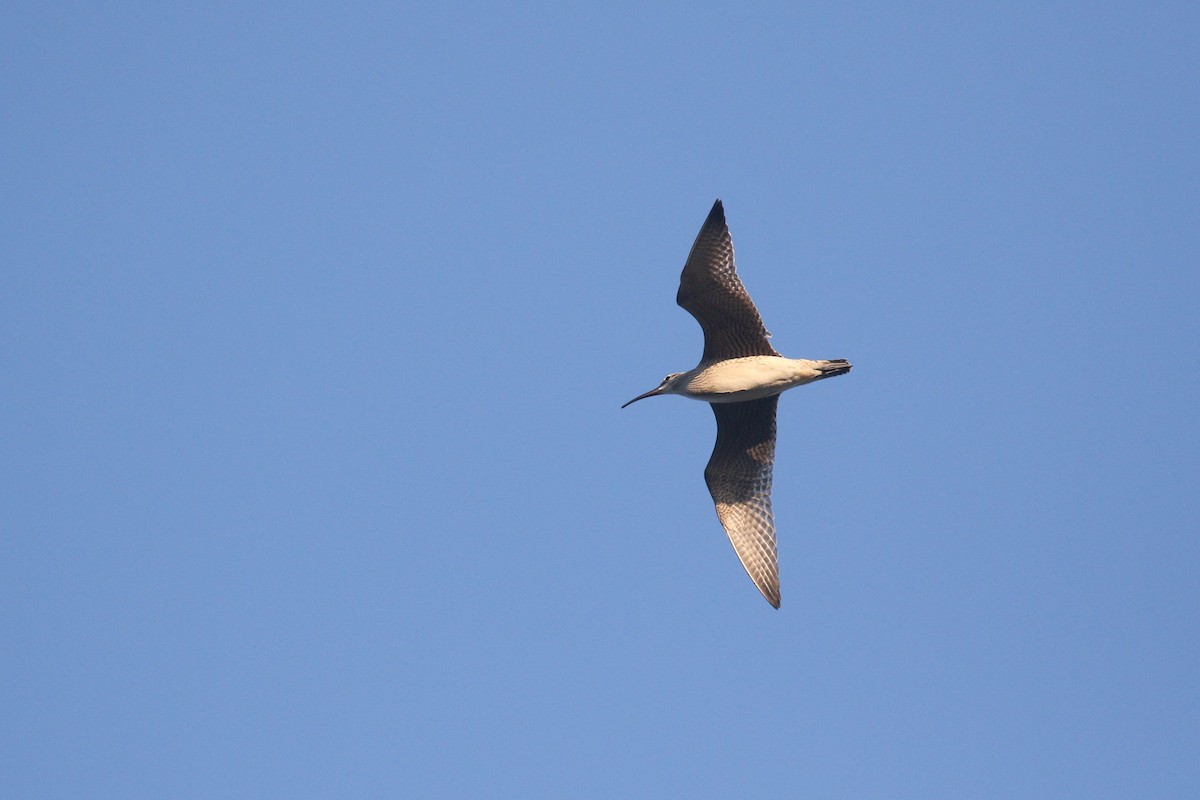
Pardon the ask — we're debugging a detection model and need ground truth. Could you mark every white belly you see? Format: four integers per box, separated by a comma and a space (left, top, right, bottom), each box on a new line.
680, 357, 827, 402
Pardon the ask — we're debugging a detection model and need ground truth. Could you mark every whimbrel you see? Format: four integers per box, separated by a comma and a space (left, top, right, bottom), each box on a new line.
623, 199, 851, 608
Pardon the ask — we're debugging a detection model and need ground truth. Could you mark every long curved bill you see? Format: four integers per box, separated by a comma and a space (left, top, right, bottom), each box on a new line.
621, 385, 667, 408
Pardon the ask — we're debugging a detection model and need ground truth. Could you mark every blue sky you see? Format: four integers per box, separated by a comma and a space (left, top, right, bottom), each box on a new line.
3, 3, 1197, 797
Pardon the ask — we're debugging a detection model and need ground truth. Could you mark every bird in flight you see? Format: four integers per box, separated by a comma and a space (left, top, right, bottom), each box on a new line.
623, 199, 851, 608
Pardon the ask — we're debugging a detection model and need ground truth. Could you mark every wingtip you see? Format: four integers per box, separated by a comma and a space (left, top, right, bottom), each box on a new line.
697, 198, 726, 234
748, 567, 781, 608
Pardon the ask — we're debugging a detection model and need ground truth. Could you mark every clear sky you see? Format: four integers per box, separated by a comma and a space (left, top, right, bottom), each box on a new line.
3, 3, 1197, 797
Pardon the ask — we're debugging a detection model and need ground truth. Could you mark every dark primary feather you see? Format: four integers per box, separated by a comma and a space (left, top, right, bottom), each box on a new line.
705, 396, 780, 608
676, 199, 780, 363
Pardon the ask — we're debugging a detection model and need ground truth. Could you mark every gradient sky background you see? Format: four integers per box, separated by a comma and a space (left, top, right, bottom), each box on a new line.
4, 3, 1198, 797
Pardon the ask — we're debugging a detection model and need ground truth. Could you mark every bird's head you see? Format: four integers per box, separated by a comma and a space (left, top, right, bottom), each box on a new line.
621, 372, 686, 408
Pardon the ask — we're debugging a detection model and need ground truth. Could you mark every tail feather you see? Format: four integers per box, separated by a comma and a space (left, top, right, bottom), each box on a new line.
815, 359, 852, 379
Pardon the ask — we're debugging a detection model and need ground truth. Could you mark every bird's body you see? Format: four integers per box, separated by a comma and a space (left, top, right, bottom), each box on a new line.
642, 356, 850, 404
623, 199, 851, 608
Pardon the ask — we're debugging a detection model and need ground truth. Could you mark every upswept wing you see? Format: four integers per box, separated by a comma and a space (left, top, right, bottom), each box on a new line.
676, 200, 780, 363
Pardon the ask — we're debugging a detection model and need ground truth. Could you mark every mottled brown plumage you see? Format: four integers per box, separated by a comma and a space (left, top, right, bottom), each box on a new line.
677, 201, 780, 363
707, 396, 781, 607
